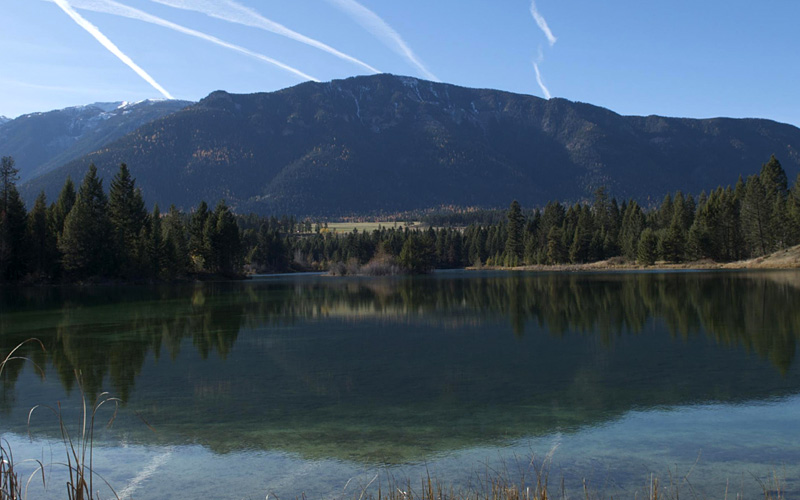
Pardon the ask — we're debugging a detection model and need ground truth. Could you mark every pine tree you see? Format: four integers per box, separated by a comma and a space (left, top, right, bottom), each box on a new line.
59, 164, 112, 279
568, 207, 593, 263
760, 155, 788, 201
637, 228, 658, 265
546, 227, 567, 264
205, 201, 242, 275
51, 177, 76, 238
162, 205, 190, 279
656, 193, 674, 230
505, 200, 525, 263
658, 198, 687, 262
788, 173, 800, 246
108, 164, 148, 277
0, 157, 27, 281
399, 232, 435, 274
27, 192, 58, 278
1, 156, 19, 209
147, 204, 165, 278
0, 186, 28, 281
108, 163, 147, 278
741, 175, 771, 256
659, 219, 686, 263
686, 220, 710, 260
620, 201, 645, 260
539, 201, 565, 249
189, 201, 210, 271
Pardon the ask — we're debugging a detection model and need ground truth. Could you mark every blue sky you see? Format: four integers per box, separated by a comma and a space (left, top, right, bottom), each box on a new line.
1, 0, 798, 126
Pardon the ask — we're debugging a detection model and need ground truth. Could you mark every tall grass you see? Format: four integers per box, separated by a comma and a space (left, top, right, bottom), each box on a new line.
1, 340, 121, 500
326, 458, 788, 500
1, 339, 44, 500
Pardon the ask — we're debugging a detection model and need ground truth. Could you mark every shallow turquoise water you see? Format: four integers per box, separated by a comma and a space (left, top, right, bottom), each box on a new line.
1, 270, 799, 498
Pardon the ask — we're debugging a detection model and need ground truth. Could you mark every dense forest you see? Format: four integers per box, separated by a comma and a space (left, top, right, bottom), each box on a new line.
1, 154, 799, 284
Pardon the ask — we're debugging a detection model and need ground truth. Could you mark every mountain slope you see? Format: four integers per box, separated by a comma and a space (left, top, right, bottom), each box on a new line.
2, 99, 192, 182
21, 74, 800, 215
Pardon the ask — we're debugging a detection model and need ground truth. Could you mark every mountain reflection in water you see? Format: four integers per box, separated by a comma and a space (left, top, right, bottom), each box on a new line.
1, 270, 799, 463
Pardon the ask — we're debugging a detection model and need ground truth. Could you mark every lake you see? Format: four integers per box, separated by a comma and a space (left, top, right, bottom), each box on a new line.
1, 270, 799, 499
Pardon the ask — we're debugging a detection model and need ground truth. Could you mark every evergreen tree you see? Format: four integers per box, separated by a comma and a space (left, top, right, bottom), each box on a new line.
0, 185, 28, 281
656, 193, 674, 230
162, 205, 190, 279
1, 156, 19, 209
637, 228, 658, 265
741, 175, 771, 256
505, 200, 525, 263
205, 201, 242, 275
59, 164, 112, 279
0, 157, 27, 281
659, 198, 687, 262
50, 176, 76, 238
189, 201, 210, 270
250, 224, 288, 272
568, 207, 593, 263
592, 186, 612, 234
546, 227, 567, 264
760, 155, 788, 201
147, 204, 165, 278
620, 201, 645, 260
788, 173, 800, 245
686, 220, 711, 260
770, 196, 790, 250
27, 192, 58, 278
539, 201, 566, 248
108, 163, 148, 277
659, 219, 686, 263
399, 232, 435, 274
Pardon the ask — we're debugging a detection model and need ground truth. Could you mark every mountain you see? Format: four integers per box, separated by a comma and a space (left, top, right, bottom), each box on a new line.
2, 99, 192, 182
20, 74, 800, 215
0, 116, 10, 125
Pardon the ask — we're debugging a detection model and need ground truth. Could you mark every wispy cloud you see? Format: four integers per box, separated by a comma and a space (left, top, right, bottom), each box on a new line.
150, 0, 380, 74
50, 0, 318, 82
530, 0, 557, 47
533, 62, 551, 99
325, 0, 439, 82
51, 0, 174, 99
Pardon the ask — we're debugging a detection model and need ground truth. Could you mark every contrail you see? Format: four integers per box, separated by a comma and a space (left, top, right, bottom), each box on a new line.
530, 0, 557, 47
50, 0, 318, 82
533, 62, 551, 99
325, 0, 439, 82
150, 0, 380, 74
51, 0, 174, 99
118, 448, 173, 500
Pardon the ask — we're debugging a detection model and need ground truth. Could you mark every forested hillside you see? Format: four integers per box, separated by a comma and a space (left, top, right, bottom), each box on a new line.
20, 74, 800, 216
1, 99, 191, 182
2, 154, 799, 283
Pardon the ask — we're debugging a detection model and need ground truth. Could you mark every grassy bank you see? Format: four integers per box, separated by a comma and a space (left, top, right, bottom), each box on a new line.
470, 244, 800, 273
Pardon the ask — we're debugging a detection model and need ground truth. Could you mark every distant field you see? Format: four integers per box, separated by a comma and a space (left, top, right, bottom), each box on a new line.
324, 221, 423, 233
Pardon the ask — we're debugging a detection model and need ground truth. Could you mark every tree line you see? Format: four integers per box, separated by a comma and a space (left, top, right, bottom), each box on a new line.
0, 158, 243, 283
1, 155, 798, 283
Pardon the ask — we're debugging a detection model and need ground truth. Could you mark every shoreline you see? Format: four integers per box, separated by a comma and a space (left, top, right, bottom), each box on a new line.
468, 246, 800, 273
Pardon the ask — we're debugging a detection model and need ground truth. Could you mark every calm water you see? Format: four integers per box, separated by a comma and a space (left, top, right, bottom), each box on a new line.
1, 270, 799, 499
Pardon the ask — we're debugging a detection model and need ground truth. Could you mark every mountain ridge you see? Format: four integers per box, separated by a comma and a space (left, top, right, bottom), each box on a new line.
19, 74, 800, 215
2, 99, 192, 182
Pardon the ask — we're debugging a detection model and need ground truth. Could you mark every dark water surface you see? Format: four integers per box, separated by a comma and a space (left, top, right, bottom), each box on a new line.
1, 270, 799, 498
